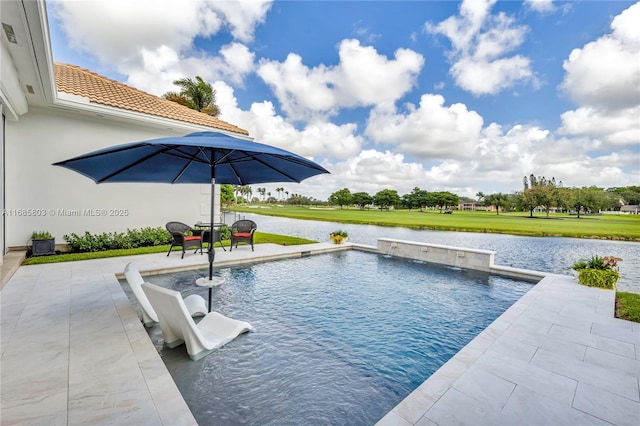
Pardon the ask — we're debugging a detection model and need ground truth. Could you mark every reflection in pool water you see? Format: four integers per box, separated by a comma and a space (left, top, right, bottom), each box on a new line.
128, 251, 533, 425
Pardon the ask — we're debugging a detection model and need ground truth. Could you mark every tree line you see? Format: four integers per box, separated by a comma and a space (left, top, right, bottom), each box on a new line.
328, 188, 460, 211
478, 177, 639, 217
220, 180, 640, 215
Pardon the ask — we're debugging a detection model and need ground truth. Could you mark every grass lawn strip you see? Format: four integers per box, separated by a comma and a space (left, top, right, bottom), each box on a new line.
231, 206, 640, 241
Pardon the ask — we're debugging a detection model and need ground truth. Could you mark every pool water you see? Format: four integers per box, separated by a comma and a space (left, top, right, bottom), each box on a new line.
134, 250, 534, 425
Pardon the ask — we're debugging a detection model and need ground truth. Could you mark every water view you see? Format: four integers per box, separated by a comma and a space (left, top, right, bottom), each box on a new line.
226, 211, 640, 293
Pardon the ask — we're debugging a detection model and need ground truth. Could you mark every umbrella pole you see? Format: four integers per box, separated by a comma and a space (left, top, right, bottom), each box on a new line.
208, 175, 215, 280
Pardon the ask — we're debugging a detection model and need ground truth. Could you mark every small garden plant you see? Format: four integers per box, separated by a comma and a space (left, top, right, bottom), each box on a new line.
32, 231, 53, 240
329, 230, 348, 244
570, 255, 621, 289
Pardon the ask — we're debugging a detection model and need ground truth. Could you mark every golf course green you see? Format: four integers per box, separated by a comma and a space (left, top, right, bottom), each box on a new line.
230, 206, 640, 241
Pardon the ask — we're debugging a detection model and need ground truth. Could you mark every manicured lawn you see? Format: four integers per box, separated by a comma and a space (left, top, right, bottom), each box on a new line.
616, 292, 640, 323
22, 232, 315, 265
231, 206, 640, 241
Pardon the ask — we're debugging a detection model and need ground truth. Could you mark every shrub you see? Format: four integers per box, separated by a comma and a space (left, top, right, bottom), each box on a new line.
570, 255, 622, 290
576, 269, 619, 290
64, 227, 171, 253
32, 231, 53, 240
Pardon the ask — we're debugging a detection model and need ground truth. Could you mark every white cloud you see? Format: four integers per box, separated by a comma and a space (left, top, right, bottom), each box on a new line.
559, 2, 640, 149
207, 0, 272, 43
324, 150, 428, 196
47, 0, 638, 201
365, 94, 484, 160
524, 0, 555, 14
426, 0, 535, 95
559, 106, 640, 147
215, 82, 363, 160
48, 0, 269, 94
256, 39, 424, 121
560, 3, 640, 111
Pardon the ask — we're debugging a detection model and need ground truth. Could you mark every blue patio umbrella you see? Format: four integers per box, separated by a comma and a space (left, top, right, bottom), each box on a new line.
53, 131, 330, 280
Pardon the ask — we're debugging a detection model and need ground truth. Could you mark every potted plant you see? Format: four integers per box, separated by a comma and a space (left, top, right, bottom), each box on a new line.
570, 255, 621, 290
329, 230, 348, 244
31, 230, 56, 256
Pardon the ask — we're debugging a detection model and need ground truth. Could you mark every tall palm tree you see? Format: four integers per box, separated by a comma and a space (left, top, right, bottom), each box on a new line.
162, 76, 221, 117
233, 185, 241, 205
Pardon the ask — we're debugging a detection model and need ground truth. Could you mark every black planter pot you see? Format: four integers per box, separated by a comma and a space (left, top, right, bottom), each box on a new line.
32, 238, 56, 256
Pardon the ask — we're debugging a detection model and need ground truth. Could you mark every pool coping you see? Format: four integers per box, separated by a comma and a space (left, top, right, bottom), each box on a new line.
1, 242, 638, 425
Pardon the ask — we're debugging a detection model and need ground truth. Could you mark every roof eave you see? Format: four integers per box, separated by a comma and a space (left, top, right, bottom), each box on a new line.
50, 95, 253, 138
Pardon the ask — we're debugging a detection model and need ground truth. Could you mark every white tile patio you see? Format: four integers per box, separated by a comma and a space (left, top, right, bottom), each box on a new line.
378, 273, 640, 426
1, 243, 638, 425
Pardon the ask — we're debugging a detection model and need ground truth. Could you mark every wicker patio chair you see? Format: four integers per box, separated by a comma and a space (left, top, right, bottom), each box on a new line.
166, 221, 203, 258
229, 219, 257, 251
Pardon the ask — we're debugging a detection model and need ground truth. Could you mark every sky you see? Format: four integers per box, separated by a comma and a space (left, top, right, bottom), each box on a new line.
46, 0, 640, 201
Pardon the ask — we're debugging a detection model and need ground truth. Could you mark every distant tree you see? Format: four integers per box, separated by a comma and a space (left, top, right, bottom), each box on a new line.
570, 186, 608, 217
606, 186, 640, 206
404, 187, 430, 211
373, 189, 401, 210
242, 186, 253, 203
328, 188, 352, 209
483, 193, 509, 215
432, 191, 459, 212
162, 76, 220, 116
351, 192, 373, 210
232, 185, 241, 205
220, 184, 234, 206
520, 174, 558, 217
287, 193, 315, 206
257, 187, 266, 202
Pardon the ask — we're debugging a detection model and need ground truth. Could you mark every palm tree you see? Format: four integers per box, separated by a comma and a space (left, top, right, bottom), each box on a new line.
162, 76, 221, 117
257, 187, 266, 202
233, 185, 241, 205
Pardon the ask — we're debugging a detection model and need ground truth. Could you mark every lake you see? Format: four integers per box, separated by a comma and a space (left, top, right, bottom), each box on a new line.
225, 211, 640, 294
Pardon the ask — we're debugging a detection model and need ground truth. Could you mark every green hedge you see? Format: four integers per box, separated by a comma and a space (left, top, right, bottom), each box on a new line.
64, 227, 171, 252
576, 269, 619, 290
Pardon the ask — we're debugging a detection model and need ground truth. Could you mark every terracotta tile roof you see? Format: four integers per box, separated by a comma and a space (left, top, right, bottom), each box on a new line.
54, 63, 249, 135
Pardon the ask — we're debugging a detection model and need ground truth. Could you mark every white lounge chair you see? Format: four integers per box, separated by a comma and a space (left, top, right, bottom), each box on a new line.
141, 282, 254, 360
123, 262, 207, 327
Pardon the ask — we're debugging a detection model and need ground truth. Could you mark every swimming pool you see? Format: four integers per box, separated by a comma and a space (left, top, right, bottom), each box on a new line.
131, 250, 534, 425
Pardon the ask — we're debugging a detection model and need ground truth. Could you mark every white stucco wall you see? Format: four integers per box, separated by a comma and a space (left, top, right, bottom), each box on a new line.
1, 103, 5, 259
5, 107, 221, 248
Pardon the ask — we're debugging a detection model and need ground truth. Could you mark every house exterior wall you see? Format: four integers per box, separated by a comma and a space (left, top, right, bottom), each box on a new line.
5, 107, 221, 248
1, 103, 5, 259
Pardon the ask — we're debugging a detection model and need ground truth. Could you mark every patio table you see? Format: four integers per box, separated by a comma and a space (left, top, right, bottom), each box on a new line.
194, 222, 228, 251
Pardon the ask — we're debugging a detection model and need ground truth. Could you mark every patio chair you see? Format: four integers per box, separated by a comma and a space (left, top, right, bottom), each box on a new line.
141, 282, 254, 360
229, 219, 257, 251
124, 262, 207, 327
166, 221, 203, 258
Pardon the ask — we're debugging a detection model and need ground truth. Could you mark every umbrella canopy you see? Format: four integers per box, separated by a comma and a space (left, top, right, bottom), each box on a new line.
53, 131, 328, 185
54, 131, 330, 279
